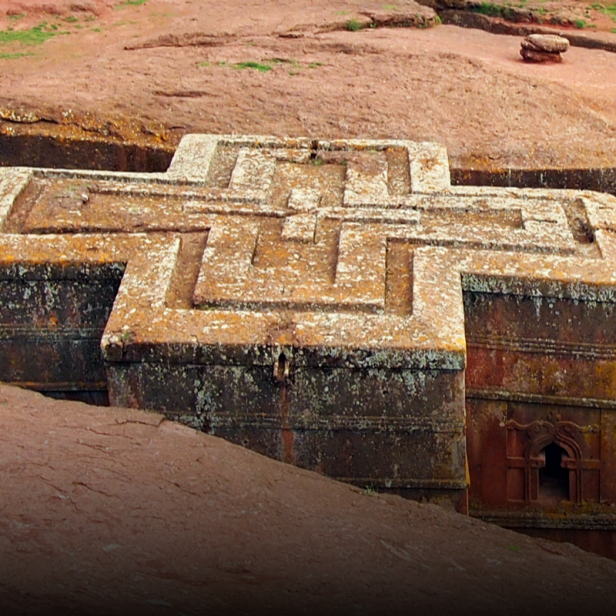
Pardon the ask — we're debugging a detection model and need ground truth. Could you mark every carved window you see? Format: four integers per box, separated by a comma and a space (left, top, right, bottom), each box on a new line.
506, 415, 601, 505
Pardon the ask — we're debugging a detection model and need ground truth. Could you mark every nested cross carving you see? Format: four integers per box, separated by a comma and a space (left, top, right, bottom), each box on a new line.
1, 134, 616, 370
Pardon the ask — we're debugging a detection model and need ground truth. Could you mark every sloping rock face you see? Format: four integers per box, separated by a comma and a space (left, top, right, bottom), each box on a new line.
1, 383, 616, 615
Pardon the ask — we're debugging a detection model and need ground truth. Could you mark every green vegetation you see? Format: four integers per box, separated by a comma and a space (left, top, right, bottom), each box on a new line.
64, 16, 79, 23
474, 2, 502, 17
592, 2, 616, 21
269, 57, 302, 72
612, 27, 616, 32
574, 18, 589, 28
507, 545, 520, 552
110, 20, 137, 27
0, 23, 65, 46
115, 0, 147, 8
345, 19, 364, 31
0, 52, 33, 59
591, 2, 616, 10
201, 57, 324, 74
471, 2, 517, 20
7, 13, 26, 21
233, 61, 272, 72
383, 4, 397, 9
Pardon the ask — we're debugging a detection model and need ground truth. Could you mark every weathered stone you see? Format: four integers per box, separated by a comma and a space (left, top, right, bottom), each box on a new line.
520, 47, 563, 63
521, 39, 545, 52
525, 33, 570, 53
3, 134, 616, 546
520, 34, 569, 63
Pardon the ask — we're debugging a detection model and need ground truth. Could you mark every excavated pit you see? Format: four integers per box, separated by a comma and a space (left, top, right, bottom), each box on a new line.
1, 126, 615, 193
0, 132, 174, 173
0, 113, 176, 173
0, 261, 124, 406
451, 167, 616, 197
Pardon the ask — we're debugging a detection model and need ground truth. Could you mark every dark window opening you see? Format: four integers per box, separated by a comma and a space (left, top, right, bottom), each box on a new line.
539, 442, 570, 504
275, 352, 289, 382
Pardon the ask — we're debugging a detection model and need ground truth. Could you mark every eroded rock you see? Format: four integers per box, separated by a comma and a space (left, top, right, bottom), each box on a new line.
520, 47, 564, 63
525, 34, 570, 53
520, 34, 569, 63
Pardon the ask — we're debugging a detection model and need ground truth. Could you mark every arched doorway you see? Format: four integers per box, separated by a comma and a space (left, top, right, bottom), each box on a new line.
538, 442, 570, 505
525, 424, 584, 505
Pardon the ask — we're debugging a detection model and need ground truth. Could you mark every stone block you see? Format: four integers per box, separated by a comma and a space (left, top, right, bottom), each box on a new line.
3, 134, 616, 523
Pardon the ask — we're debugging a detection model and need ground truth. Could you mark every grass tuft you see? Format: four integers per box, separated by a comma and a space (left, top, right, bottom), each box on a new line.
233, 61, 272, 72
0, 23, 65, 46
474, 2, 502, 17
595, 2, 616, 21
0, 51, 33, 59
115, 0, 147, 8
346, 19, 364, 31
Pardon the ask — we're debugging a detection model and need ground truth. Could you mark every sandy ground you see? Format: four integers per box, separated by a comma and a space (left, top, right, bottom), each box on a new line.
1, 383, 616, 615
0, 1, 615, 169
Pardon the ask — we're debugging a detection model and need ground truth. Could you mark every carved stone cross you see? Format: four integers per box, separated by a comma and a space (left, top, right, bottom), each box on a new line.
2, 134, 616, 517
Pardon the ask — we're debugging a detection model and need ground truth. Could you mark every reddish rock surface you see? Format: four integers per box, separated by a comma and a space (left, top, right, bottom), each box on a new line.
0, 1, 615, 170
1, 383, 616, 615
